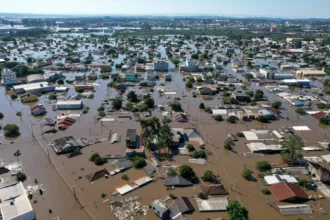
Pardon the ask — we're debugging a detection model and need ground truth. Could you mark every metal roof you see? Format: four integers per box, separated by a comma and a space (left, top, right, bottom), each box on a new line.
278, 204, 313, 216
56, 100, 83, 105
196, 198, 228, 212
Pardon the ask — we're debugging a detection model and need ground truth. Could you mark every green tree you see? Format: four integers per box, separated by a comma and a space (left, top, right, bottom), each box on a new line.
3, 124, 20, 137
224, 139, 234, 150
319, 117, 329, 125
185, 82, 193, 88
197, 192, 208, 200
144, 97, 155, 108
227, 116, 236, 124
157, 118, 174, 153
167, 168, 177, 177
261, 188, 271, 195
133, 157, 147, 169
281, 135, 303, 165
256, 115, 269, 123
256, 161, 271, 172
121, 174, 129, 181
186, 144, 195, 152
127, 91, 138, 103
191, 150, 206, 158
179, 165, 197, 183
112, 96, 123, 110
57, 79, 64, 85
170, 101, 182, 112
295, 108, 306, 115
16, 172, 27, 182
242, 168, 253, 180
201, 170, 214, 182
191, 54, 198, 60
271, 101, 282, 109
0, 112, 4, 119
199, 102, 205, 109
227, 200, 249, 220
89, 152, 101, 162
214, 115, 223, 121
48, 93, 57, 100
14, 150, 21, 162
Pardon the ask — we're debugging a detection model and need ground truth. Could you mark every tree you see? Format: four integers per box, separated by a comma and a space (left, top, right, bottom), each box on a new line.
186, 144, 195, 152
89, 153, 101, 162
201, 170, 214, 182
11, 94, 18, 100
256, 115, 269, 123
167, 168, 177, 177
271, 101, 282, 109
254, 90, 264, 101
112, 96, 123, 110
319, 117, 329, 125
133, 157, 147, 169
0, 112, 4, 119
57, 79, 64, 85
199, 102, 205, 109
157, 118, 174, 153
197, 192, 208, 200
281, 135, 303, 165
295, 108, 306, 115
121, 174, 129, 181
127, 91, 138, 103
191, 150, 206, 159
185, 82, 193, 88
170, 101, 182, 112
179, 165, 197, 183
298, 179, 314, 190
14, 150, 21, 162
3, 124, 20, 137
214, 115, 223, 121
16, 172, 27, 182
191, 53, 198, 60
144, 97, 155, 108
227, 116, 236, 124
224, 139, 234, 150
244, 73, 253, 81
256, 161, 271, 172
48, 93, 57, 100
94, 157, 107, 166
242, 168, 253, 180
261, 188, 271, 195
227, 200, 249, 220
125, 102, 134, 111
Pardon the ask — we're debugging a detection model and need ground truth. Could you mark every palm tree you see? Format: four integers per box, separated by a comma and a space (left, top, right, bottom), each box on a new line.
14, 150, 21, 162
281, 135, 304, 164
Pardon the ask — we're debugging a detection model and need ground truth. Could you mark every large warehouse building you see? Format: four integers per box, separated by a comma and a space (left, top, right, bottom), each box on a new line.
56, 100, 83, 110
13, 82, 55, 94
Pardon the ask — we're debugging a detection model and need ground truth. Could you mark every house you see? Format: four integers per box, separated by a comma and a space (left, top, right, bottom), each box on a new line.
26, 74, 46, 84
308, 162, 330, 183
199, 87, 213, 96
20, 94, 38, 103
50, 136, 85, 154
258, 109, 276, 119
173, 197, 194, 214
125, 147, 145, 157
164, 176, 193, 187
231, 92, 250, 103
30, 104, 47, 116
151, 200, 169, 219
196, 197, 229, 212
145, 70, 156, 81
13, 82, 55, 94
154, 59, 169, 72
125, 73, 137, 82
0, 182, 35, 220
126, 129, 137, 148
200, 184, 228, 195
173, 113, 188, 123
85, 169, 109, 182
115, 83, 128, 90
1, 68, 17, 86
270, 182, 309, 202
44, 72, 62, 82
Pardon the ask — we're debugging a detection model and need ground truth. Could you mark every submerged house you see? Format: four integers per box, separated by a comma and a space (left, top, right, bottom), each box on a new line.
308, 162, 330, 183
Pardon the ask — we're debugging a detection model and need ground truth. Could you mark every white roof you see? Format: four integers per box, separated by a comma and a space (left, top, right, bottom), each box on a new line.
0, 182, 25, 200
212, 109, 227, 116
264, 175, 298, 185
321, 154, 330, 163
13, 82, 49, 90
247, 142, 282, 152
278, 204, 313, 216
0, 194, 34, 220
292, 126, 311, 131
56, 100, 82, 105
116, 184, 134, 195
242, 131, 259, 141
196, 198, 228, 211
133, 176, 153, 186
110, 133, 121, 144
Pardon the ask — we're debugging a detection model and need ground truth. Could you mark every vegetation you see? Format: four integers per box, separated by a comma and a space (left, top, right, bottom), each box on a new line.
0, 112, 4, 119
295, 108, 306, 115
89, 152, 107, 166
167, 168, 177, 177
101, 193, 107, 198
271, 101, 282, 109
281, 135, 303, 165
16, 172, 27, 182
3, 124, 20, 137
236, 132, 244, 137
214, 115, 223, 121
179, 165, 197, 183
169, 193, 177, 199
170, 101, 182, 112
121, 174, 129, 181
227, 116, 236, 124
127, 91, 139, 103
185, 82, 193, 88
298, 179, 314, 190
132, 157, 147, 169
48, 93, 57, 100
186, 144, 195, 152
82, 107, 89, 114
261, 188, 271, 195
112, 96, 123, 110
256, 161, 271, 172
242, 168, 253, 180
14, 150, 21, 162
11, 94, 18, 100
57, 79, 64, 85
256, 115, 270, 123
201, 170, 214, 182
197, 192, 208, 200
199, 102, 205, 109
16, 112, 22, 117
319, 117, 329, 125
227, 200, 249, 220
191, 150, 206, 159
224, 139, 234, 150
87, 94, 94, 99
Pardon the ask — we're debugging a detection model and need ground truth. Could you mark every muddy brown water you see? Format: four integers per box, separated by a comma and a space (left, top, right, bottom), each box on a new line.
1, 67, 330, 220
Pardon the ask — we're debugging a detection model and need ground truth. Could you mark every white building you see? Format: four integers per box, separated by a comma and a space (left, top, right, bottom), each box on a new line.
0, 182, 35, 220
154, 59, 168, 72
1, 68, 17, 86
56, 100, 83, 110
186, 59, 197, 72
13, 82, 55, 94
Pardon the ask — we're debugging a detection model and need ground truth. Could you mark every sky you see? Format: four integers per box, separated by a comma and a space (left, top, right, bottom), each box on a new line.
1, 0, 329, 19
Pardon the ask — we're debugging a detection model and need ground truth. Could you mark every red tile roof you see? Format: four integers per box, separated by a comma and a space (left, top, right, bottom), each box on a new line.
270, 182, 308, 202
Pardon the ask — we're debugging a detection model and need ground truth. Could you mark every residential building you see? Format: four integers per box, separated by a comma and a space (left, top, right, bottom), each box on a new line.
50, 136, 85, 154
173, 197, 194, 214
200, 184, 228, 195
30, 104, 47, 116
196, 198, 229, 212
56, 100, 83, 110
125, 73, 137, 82
26, 74, 46, 84
198, 87, 213, 95
186, 59, 197, 72
154, 59, 168, 72
151, 200, 169, 219
1, 68, 17, 86
280, 79, 311, 87
173, 113, 188, 123
13, 82, 55, 94
0, 182, 35, 220
44, 72, 62, 82
307, 162, 330, 183
259, 68, 276, 79
145, 70, 156, 81
269, 182, 309, 202
231, 92, 251, 103
264, 175, 298, 185
164, 176, 193, 187
126, 129, 137, 148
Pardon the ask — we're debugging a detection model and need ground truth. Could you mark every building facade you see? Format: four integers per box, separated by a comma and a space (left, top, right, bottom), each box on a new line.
1, 68, 17, 86
154, 60, 169, 72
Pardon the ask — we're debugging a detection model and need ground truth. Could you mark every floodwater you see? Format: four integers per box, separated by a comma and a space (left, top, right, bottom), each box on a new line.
1, 35, 330, 220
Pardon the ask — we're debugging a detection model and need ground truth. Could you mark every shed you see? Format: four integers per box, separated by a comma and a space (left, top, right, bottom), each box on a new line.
110, 133, 121, 144
151, 200, 169, 219
196, 198, 228, 212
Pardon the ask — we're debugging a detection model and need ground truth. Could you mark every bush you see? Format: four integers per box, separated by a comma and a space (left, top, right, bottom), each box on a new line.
97, 106, 105, 111
261, 188, 271, 195
88, 94, 94, 99
197, 193, 208, 200
57, 79, 64, 85
236, 132, 244, 137
214, 115, 223, 121
227, 200, 249, 220
121, 174, 129, 181
179, 165, 197, 183
94, 157, 107, 166
242, 168, 253, 180
0, 112, 4, 119
186, 144, 195, 152
167, 168, 177, 177
199, 102, 205, 109
191, 150, 206, 159
101, 193, 107, 198
11, 94, 18, 100
271, 101, 281, 109
49, 93, 57, 100
201, 170, 214, 182
98, 111, 106, 117
298, 179, 314, 190
169, 193, 177, 199
3, 124, 20, 137
82, 107, 89, 114
295, 108, 306, 115
320, 117, 329, 125
16, 112, 22, 117
170, 101, 182, 112
256, 161, 271, 172
16, 172, 27, 182
227, 116, 236, 124
224, 139, 233, 150
89, 153, 101, 162
133, 157, 147, 169
256, 115, 269, 123
185, 82, 193, 88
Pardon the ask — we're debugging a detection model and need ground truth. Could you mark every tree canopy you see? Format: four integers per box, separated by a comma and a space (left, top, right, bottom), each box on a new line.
227, 200, 249, 220
281, 135, 304, 165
